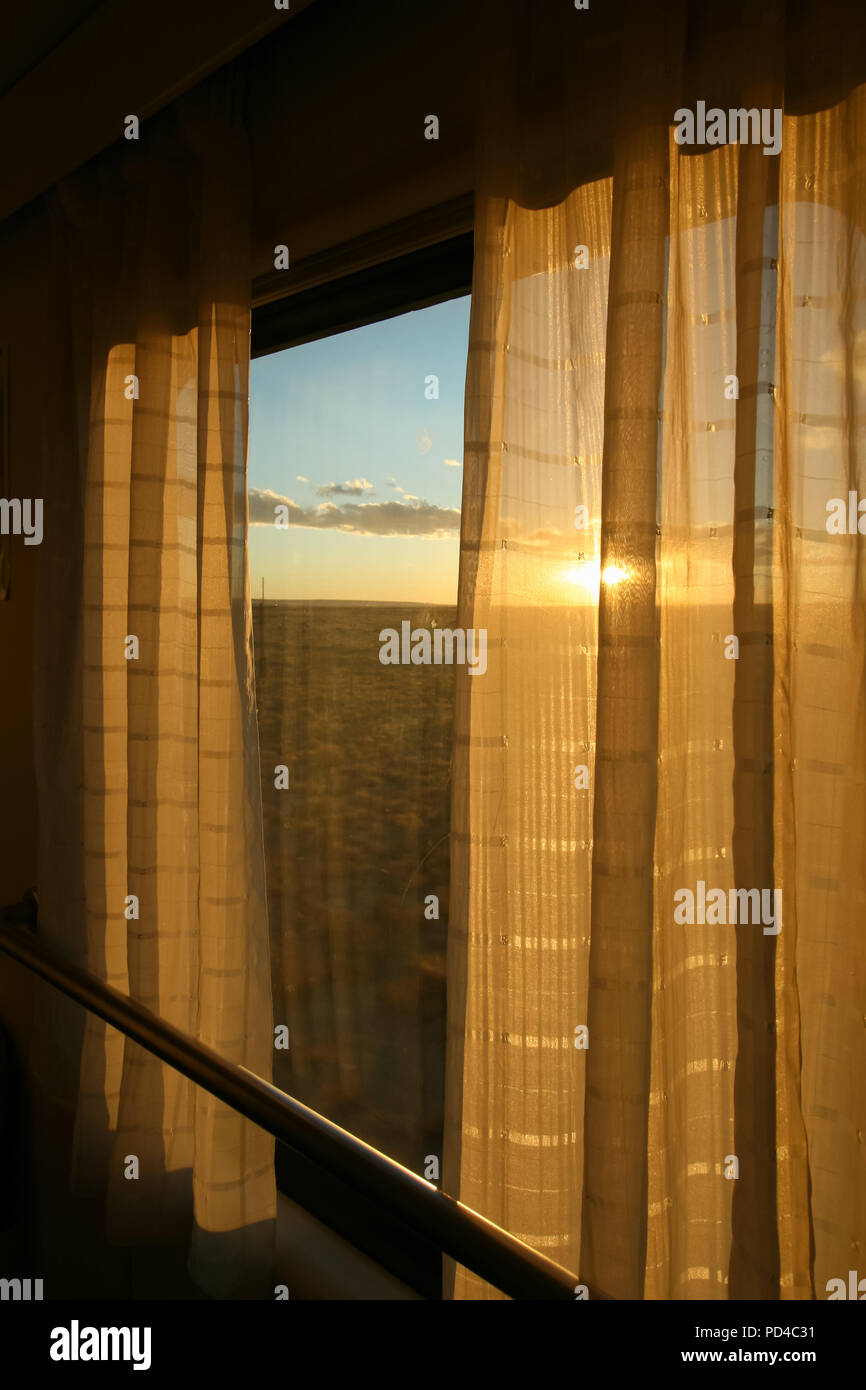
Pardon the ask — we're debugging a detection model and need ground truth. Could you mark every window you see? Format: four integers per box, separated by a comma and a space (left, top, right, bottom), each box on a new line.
248, 242, 471, 1288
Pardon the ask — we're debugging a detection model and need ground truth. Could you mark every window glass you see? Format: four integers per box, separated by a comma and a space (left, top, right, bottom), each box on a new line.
249, 296, 470, 1173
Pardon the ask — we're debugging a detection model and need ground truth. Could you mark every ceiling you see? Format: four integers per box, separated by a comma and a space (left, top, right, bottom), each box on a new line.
0, 0, 317, 226
0, 0, 106, 101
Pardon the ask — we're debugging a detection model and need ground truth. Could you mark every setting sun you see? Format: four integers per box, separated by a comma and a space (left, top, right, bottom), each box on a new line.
602, 564, 629, 585
560, 560, 630, 597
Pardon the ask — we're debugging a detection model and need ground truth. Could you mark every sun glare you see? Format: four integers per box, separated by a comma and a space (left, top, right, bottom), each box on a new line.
602, 564, 628, 586
560, 559, 629, 598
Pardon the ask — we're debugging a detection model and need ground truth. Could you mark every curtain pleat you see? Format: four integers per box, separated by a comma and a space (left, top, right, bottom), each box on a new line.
646, 139, 739, 1303
728, 138, 780, 1301
774, 91, 866, 1301
580, 16, 669, 1302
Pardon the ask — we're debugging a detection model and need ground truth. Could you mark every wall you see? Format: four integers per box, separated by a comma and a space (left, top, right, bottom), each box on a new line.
0, 201, 43, 908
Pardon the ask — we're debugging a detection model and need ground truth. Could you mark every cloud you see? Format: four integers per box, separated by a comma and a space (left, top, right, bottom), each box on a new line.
249, 487, 460, 537
315, 477, 375, 497
296, 475, 309, 483
444, 458, 462, 468
417, 428, 433, 454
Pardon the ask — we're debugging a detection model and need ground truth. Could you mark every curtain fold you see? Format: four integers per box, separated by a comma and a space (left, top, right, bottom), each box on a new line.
446, 0, 866, 1300
580, 9, 670, 1301
774, 85, 866, 1301
34, 74, 275, 1298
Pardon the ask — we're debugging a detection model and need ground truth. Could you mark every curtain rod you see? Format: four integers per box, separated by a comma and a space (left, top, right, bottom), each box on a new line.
0, 920, 606, 1302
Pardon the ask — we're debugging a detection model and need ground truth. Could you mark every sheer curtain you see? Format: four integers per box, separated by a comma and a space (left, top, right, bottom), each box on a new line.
34, 76, 276, 1297
445, 0, 866, 1299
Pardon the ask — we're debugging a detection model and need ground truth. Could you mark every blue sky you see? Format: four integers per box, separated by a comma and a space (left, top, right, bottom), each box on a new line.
248, 294, 470, 603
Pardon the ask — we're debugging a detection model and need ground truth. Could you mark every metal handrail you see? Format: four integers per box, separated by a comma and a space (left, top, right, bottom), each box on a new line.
0, 921, 606, 1301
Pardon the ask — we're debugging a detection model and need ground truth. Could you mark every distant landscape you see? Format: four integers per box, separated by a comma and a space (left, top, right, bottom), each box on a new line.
252, 599, 455, 1174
